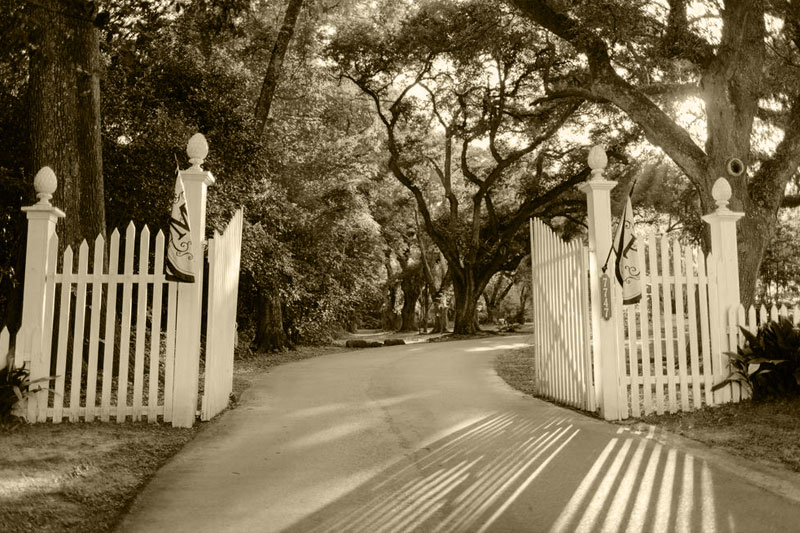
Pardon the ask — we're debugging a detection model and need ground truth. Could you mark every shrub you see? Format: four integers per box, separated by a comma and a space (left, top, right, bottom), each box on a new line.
714, 317, 800, 401
0, 365, 30, 421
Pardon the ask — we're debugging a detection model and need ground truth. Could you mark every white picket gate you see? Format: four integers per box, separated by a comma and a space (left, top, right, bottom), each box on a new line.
25, 225, 179, 423
529, 218, 595, 411
201, 208, 243, 421
616, 235, 730, 417
530, 148, 750, 421
14, 134, 242, 427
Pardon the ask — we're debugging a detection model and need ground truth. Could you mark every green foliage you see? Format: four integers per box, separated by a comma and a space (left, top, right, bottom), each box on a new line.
714, 318, 800, 401
758, 214, 800, 305
0, 364, 55, 422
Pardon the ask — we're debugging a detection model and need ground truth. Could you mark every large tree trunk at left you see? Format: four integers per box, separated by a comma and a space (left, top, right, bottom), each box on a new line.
29, 0, 105, 248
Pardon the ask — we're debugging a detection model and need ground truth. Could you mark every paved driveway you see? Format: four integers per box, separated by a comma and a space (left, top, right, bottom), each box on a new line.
117, 336, 800, 532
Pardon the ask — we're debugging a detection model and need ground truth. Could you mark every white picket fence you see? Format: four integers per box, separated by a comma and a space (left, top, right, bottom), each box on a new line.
530, 218, 595, 411
24, 224, 179, 423
616, 235, 728, 417
531, 149, 756, 421
10, 134, 242, 427
202, 209, 243, 420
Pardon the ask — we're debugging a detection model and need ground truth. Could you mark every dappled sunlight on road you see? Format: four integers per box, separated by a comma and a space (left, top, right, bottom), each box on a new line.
288, 391, 439, 420
282, 412, 577, 533
466, 342, 532, 353
551, 428, 725, 533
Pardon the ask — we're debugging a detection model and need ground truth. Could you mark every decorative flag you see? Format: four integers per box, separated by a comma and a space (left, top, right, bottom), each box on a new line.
613, 190, 642, 305
165, 164, 195, 283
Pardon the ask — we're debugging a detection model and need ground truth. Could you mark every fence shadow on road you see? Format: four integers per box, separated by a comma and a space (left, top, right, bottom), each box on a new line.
281, 412, 579, 533
277, 406, 795, 533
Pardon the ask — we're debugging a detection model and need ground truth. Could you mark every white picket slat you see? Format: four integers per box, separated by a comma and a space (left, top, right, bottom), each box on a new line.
163, 282, 178, 423
580, 245, 594, 411
117, 222, 136, 423
133, 226, 150, 420
696, 250, 714, 406
39, 235, 59, 420
685, 247, 702, 409
627, 302, 640, 418
148, 231, 166, 423
52, 247, 73, 423
649, 234, 665, 414
100, 230, 120, 421
671, 240, 689, 412
85, 234, 104, 422
638, 238, 652, 415
67, 241, 90, 422
660, 237, 677, 412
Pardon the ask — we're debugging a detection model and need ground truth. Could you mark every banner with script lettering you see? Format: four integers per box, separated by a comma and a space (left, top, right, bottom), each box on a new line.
613, 194, 641, 305
165, 165, 195, 283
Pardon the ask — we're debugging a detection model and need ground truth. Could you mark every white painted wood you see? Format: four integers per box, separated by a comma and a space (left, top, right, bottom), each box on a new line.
20, 190, 65, 388
100, 230, 120, 422
172, 158, 214, 428
686, 246, 702, 409
84, 234, 104, 422
554, 232, 567, 404
660, 237, 677, 412
707, 255, 728, 404
149, 231, 166, 423
38, 235, 59, 420
672, 240, 689, 412
649, 234, 665, 414
638, 238, 652, 415
542, 220, 553, 400
53, 246, 73, 423
578, 174, 622, 420
117, 222, 136, 423
702, 181, 743, 406
697, 250, 714, 406
528, 218, 593, 412
67, 240, 89, 422
133, 226, 150, 420
626, 298, 640, 418
164, 282, 178, 423
770, 304, 779, 323
580, 246, 595, 411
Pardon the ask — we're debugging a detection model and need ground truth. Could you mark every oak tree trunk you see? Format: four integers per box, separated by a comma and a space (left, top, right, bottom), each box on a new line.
252, 290, 291, 352
254, 0, 305, 137
452, 272, 486, 335
399, 276, 421, 332
29, 0, 105, 248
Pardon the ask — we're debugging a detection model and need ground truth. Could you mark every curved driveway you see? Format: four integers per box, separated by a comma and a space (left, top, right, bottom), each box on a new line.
117, 336, 800, 532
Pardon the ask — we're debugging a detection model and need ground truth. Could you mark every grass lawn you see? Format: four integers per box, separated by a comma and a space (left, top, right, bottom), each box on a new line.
0, 343, 348, 533
494, 344, 800, 475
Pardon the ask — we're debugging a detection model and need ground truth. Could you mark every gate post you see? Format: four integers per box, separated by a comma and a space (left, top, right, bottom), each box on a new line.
702, 178, 743, 403
577, 146, 622, 421
172, 134, 215, 428
20, 167, 65, 420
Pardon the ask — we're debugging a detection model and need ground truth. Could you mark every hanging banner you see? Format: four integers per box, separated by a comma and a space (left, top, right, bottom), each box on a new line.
613, 195, 642, 305
165, 165, 196, 283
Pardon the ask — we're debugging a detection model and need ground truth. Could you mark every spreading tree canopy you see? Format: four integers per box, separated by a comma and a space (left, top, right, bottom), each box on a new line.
328, 0, 604, 333
507, 0, 800, 306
